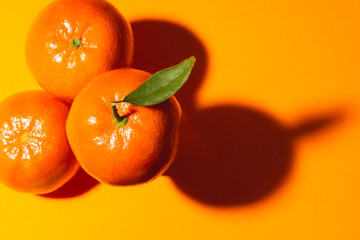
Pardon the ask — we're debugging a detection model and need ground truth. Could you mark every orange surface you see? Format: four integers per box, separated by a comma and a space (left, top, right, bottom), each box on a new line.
0, 0, 360, 239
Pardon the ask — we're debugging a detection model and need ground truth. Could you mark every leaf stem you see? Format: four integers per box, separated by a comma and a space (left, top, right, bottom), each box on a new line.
110, 102, 128, 127
71, 37, 82, 49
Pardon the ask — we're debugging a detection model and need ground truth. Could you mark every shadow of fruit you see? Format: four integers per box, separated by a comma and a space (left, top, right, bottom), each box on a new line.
166, 105, 341, 206
132, 19, 343, 207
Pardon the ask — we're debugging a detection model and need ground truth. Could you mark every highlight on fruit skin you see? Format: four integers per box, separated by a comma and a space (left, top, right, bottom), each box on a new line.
0, 91, 79, 194
25, 0, 134, 101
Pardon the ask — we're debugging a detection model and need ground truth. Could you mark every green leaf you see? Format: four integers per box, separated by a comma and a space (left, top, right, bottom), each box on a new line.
122, 56, 196, 106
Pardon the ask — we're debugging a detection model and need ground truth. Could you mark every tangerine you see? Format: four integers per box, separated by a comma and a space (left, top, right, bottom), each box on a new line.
25, 0, 133, 101
0, 91, 79, 194
66, 68, 182, 185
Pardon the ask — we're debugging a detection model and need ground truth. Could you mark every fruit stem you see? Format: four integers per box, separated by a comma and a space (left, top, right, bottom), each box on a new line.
110, 102, 128, 127
71, 38, 82, 49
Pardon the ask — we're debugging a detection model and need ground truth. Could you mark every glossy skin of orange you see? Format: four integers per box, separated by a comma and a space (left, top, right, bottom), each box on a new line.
0, 91, 79, 194
25, 0, 133, 101
66, 69, 182, 186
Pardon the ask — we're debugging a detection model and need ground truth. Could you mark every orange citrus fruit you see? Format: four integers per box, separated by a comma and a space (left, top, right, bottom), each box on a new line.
0, 91, 79, 194
66, 69, 182, 185
25, 0, 133, 101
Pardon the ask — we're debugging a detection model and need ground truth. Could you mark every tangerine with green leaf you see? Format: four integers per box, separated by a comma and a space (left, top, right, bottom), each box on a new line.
66, 57, 195, 185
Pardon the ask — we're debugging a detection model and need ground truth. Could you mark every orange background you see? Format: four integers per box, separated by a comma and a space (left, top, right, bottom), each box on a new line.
1, 0, 360, 239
